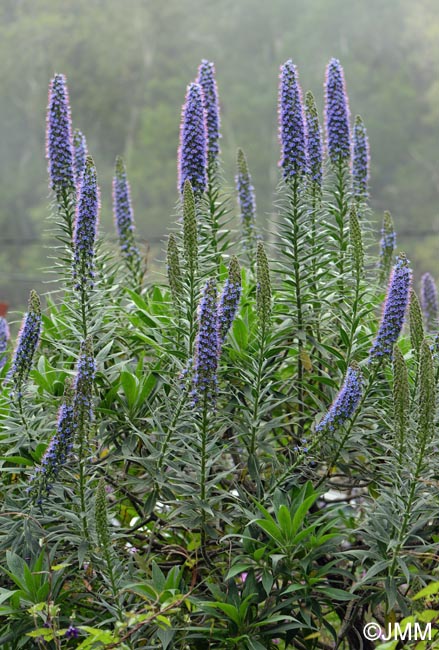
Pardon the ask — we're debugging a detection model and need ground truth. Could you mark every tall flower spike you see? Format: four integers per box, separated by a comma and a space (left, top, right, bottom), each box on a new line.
325, 58, 351, 164
349, 204, 364, 274
236, 148, 257, 250
192, 279, 219, 406
73, 336, 95, 434
178, 83, 207, 197
418, 339, 435, 445
46, 73, 75, 196
218, 257, 241, 344
379, 211, 396, 283
113, 156, 141, 272
167, 234, 182, 307
28, 380, 75, 501
278, 60, 307, 180
352, 115, 370, 199
0, 317, 9, 370
95, 478, 111, 551
73, 156, 100, 291
256, 242, 272, 329
73, 129, 88, 187
409, 290, 424, 355
305, 91, 323, 189
197, 60, 221, 167
420, 272, 438, 331
369, 254, 412, 360
393, 345, 409, 459
315, 364, 363, 433
182, 180, 198, 272
9, 291, 41, 397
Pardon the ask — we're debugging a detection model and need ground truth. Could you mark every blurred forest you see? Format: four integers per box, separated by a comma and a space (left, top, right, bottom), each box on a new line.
0, 0, 438, 310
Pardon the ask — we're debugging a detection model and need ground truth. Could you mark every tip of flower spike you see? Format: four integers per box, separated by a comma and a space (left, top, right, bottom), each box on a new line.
115, 155, 125, 177
28, 290, 41, 314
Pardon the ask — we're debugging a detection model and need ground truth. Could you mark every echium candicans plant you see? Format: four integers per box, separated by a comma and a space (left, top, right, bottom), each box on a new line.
73, 156, 99, 306
324, 58, 351, 165
9, 290, 41, 398
0, 316, 9, 370
378, 211, 396, 283
197, 59, 220, 171
304, 91, 323, 193
73, 128, 88, 188
278, 60, 307, 181
236, 148, 257, 262
191, 279, 219, 407
28, 381, 75, 503
178, 82, 207, 197
370, 253, 412, 360
167, 233, 182, 311
46, 73, 75, 199
218, 256, 241, 344
113, 156, 142, 282
352, 115, 370, 200
420, 272, 438, 331
316, 363, 363, 433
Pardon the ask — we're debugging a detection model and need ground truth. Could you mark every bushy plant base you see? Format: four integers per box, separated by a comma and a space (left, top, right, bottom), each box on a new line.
0, 56, 438, 650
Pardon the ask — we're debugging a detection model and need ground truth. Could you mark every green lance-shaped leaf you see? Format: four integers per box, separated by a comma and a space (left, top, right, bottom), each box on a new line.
349, 203, 364, 275
256, 241, 272, 329
409, 290, 424, 355
95, 477, 111, 551
167, 233, 182, 306
182, 179, 198, 272
393, 345, 409, 458
418, 339, 435, 446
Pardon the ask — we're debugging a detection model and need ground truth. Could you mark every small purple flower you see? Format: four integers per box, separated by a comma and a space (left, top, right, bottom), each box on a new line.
352, 115, 370, 199
305, 91, 323, 188
113, 156, 141, 271
9, 291, 41, 397
370, 254, 412, 359
73, 128, 88, 188
46, 74, 75, 195
325, 58, 351, 164
197, 60, 221, 166
420, 272, 438, 331
192, 279, 219, 406
178, 83, 207, 196
218, 257, 241, 344
278, 60, 307, 180
65, 625, 79, 639
316, 365, 363, 433
0, 317, 9, 370
73, 156, 100, 291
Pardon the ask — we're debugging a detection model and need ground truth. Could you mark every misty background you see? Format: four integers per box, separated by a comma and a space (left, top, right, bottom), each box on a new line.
0, 0, 438, 311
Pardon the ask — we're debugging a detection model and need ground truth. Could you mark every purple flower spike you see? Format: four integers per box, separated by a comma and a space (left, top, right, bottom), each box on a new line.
278, 60, 307, 180
9, 291, 41, 397
197, 60, 221, 166
421, 272, 438, 331
325, 58, 351, 164
236, 148, 257, 244
73, 129, 88, 188
0, 317, 9, 370
46, 73, 75, 195
73, 156, 100, 291
178, 83, 207, 196
370, 254, 412, 359
352, 115, 370, 199
316, 364, 363, 433
305, 91, 323, 189
192, 279, 219, 407
29, 383, 75, 500
113, 156, 141, 270
218, 257, 241, 344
